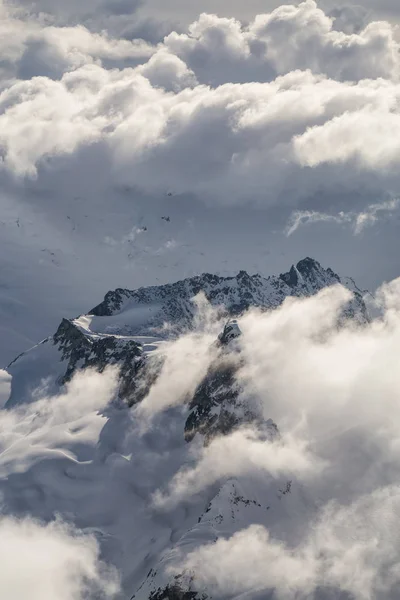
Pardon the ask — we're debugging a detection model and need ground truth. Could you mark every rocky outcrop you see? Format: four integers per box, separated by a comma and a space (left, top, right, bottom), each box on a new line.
185, 320, 244, 444
217, 319, 241, 345
147, 583, 206, 600
53, 318, 144, 403
184, 320, 275, 445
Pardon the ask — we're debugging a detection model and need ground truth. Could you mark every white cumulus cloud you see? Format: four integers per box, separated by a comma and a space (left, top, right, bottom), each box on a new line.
0, 516, 119, 600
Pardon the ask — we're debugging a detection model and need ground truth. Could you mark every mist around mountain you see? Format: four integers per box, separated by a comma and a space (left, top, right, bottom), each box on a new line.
2, 257, 400, 600
2, 0, 400, 597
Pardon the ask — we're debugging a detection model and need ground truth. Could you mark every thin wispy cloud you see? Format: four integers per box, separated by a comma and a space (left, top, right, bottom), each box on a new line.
285, 198, 400, 236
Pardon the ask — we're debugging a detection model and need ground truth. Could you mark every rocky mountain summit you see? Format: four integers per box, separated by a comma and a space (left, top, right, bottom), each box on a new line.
6, 258, 367, 409
89, 257, 368, 330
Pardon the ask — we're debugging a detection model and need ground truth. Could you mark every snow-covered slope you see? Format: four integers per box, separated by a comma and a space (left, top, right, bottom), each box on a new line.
2, 257, 368, 599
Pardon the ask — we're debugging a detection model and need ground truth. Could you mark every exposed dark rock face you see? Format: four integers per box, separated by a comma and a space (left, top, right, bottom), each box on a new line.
53, 318, 144, 403
148, 584, 206, 600
217, 319, 241, 345
185, 320, 257, 444
184, 352, 242, 444
90, 288, 133, 317
280, 264, 299, 287
184, 319, 281, 445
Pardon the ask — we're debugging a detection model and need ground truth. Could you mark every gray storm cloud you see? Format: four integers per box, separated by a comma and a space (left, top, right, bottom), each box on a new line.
0, 0, 400, 209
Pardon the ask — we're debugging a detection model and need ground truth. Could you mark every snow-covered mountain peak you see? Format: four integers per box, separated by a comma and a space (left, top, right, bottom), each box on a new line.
280, 257, 338, 289
6, 257, 368, 409
2, 257, 370, 599
87, 257, 368, 337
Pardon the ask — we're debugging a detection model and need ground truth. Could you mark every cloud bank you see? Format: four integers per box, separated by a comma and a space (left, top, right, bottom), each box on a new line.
183, 486, 400, 599
0, 367, 120, 599
1, 0, 400, 209
0, 370, 11, 407
154, 427, 320, 509
0, 517, 119, 600
141, 281, 400, 598
0, 367, 118, 476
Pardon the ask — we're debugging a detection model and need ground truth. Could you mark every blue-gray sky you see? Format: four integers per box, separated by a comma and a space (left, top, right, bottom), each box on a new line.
139, 0, 400, 31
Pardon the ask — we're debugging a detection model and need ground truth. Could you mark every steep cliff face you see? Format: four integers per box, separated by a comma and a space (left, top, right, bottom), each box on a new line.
53, 318, 145, 402
185, 321, 251, 444
6, 318, 147, 406
146, 582, 207, 600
